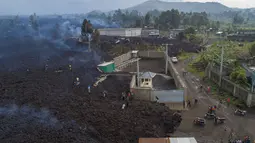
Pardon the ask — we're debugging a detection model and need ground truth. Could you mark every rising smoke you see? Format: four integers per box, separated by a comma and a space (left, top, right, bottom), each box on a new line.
0, 15, 117, 71
0, 104, 60, 128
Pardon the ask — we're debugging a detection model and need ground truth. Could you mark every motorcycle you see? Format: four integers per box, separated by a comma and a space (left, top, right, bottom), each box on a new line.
214, 117, 226, 125
234, 109, 247, 116
204, 112, 216, 119
193, 117, 206, 126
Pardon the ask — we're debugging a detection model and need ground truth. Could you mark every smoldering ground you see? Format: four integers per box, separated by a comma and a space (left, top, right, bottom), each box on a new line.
0, 104, 102, 143
0, 15, 116, 72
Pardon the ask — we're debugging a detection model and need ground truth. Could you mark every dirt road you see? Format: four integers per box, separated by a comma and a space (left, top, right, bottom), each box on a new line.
172, 60, 255, 143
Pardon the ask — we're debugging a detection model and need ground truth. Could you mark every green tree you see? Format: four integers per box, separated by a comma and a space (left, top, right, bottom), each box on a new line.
230, 66, 247, 85
233, 14, 244, 24
184, 27, 195, 35
170, 9, 180, 28
216, 21, 220, 29
81, 19, 93, 36
144, 13, 151, 26
29, 13, 38, 31
157, 9, 180, 29
249, 43, 255, 56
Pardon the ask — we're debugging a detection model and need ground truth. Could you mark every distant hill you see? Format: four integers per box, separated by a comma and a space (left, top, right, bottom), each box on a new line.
124, 0, 231, 14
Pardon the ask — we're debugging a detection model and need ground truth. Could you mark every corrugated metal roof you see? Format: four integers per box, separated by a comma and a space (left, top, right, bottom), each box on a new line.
169, 137, 197, 143
139, 72, 156, 79
98, 61, 114, 66
139, 138, 170, 143
139, 137, 197, 143
152, 90, 184, 103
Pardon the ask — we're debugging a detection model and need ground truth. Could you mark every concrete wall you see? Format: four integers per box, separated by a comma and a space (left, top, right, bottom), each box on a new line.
98, 28, 142, 37
113, 52, 132, 67
165, 102, 184, 110
138, 51, 165, 58
141, 29, 160, 37
125, 28, 142, 37
99, 28, 126, 37
128, 51, 188, 109
206, 64, 255, 107
138, 51, 188, 105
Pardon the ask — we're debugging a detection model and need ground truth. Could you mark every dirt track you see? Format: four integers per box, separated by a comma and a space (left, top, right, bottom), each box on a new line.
0, 69, 182, 143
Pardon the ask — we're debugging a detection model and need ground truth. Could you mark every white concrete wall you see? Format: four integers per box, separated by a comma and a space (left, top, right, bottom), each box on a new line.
125, 28, 142, 37
98, 28, 141, 37
139, 78, 153, 88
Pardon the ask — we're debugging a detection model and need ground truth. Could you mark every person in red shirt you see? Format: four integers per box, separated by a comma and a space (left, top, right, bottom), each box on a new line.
227, 98, 230, 107
207, 86, 211, 94
127, 92, 131, 101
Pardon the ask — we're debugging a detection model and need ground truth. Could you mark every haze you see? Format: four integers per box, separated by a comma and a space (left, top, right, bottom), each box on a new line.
1, 0, 255, 15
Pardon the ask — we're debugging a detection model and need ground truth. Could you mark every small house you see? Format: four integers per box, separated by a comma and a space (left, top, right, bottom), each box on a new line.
97, 61, 115, 73
139, 72, 156, 88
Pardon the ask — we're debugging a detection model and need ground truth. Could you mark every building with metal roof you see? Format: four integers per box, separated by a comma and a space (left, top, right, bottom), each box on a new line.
139, 137, 197, 143
98, 28, 142, 37
138, 72, 157, 88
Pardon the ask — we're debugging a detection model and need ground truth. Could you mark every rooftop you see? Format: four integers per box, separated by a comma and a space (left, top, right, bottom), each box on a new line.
139, 72, 157, 79
98, 28, 142, 31
97, 61, 114, 66
132, 50, 139, 54
139, 137, 197, 143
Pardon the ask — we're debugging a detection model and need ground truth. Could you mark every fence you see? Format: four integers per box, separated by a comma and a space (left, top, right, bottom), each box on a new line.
206, 64, 255, 107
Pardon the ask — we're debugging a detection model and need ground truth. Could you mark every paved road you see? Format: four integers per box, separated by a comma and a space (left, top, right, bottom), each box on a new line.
172, 60, 255, 143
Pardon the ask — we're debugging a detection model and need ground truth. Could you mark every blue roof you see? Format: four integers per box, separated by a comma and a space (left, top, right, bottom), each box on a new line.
139, 72, 156, 79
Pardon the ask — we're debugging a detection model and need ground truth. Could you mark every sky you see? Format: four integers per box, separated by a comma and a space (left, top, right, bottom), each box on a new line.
0, 0, 255, 15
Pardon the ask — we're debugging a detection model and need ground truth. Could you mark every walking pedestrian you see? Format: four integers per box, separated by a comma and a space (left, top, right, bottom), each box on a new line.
45, 64, 48, 71
126, 101, 129, 108
207, 86, 211, 94
68, 64, 72, 71
121, 92, 126, 100
187, 100, 191, 107
156, 96, 159, 103
75, 77, 80, 86
199, 85, 203, 92
103, 90, 107, 97
121, 103, 126, 109
194, 99, 198, 105
227, 98, 230, 107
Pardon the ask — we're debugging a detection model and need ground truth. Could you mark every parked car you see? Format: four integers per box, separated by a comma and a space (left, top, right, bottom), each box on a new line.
171, 57, 178, 63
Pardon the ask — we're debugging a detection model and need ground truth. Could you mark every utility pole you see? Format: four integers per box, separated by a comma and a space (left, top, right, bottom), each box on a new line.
219, 45, 224, 86
137, 59, 140, 87
88, 35, 91, 52
162, 44, 169, 74
218, 33, 224, 86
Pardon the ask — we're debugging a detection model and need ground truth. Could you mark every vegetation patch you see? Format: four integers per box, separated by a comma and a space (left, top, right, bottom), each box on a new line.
204, 79, 247, 108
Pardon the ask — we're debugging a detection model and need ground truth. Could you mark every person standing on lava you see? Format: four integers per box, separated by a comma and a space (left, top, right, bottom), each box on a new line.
45, 64, 48, 71
68, 64, 72, 71
88, 85, 91, 94
75, 77, 80, 86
